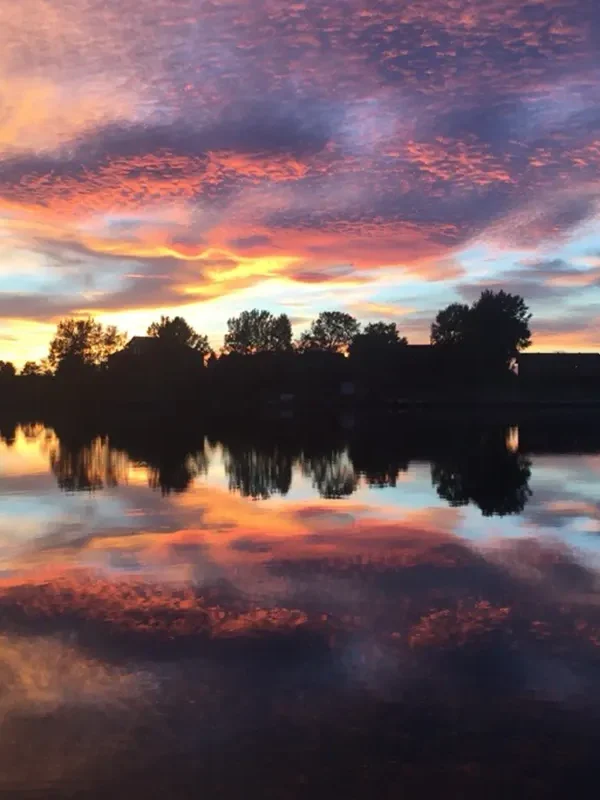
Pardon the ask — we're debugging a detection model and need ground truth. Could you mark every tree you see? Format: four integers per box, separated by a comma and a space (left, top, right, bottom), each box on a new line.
469, 289, 532, 364
0, 361, 16, 378
364, 321, 408, 346
21, 361, 42, 376
350, 321, 407, 357
431, 291, 532, 373
223, 309, 292, 354
298, 311, 360, 353
430, 303, 471, 348
147, 315, 212, 361
48, 318, 127, 371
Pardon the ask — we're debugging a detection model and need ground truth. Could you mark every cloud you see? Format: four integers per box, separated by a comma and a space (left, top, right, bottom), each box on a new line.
458, 279, 567, 304
512, 258, 600, 287
227, 235, 273, 250
1, 0, 600, 350
229, 536, 274, 554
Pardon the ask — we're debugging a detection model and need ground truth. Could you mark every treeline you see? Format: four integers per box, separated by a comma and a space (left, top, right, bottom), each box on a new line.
0, 290, 532, 415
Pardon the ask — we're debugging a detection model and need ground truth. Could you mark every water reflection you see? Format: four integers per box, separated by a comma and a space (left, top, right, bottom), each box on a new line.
430, 428, 532, 516
50, 434, 129, 492
301, 447, 358, 499
222, 439, 293, 499
0, 419, 16, 447
110, 428, 211, 495
1, 418, 600, 795
29, 421, 539, 518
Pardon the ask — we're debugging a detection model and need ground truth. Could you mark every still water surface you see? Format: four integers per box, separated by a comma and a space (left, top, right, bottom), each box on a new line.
1, 419, 600, 797
1, 422, 600, 566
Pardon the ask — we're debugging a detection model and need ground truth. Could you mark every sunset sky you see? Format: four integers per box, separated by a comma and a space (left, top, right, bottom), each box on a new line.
2, 0, 600, 364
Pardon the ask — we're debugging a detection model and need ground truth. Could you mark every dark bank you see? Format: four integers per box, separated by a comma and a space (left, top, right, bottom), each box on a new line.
4, 292, 600, 424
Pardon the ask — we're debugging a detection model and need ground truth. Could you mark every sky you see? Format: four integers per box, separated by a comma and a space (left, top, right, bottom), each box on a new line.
2, 1, 600, 364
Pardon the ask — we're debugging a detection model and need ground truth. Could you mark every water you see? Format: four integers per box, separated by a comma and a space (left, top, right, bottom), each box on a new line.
1, 417, 600, 796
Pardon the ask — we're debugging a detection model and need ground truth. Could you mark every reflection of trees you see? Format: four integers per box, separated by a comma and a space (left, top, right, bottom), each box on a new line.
111, 430, 209, 495
219, 432, 358, 500
146, 450, 209, 495
301, 449, 358, 499
349, 438, 409, 488
0, 421, 16, 447
48, 426, 210, 495
20, 422, 46, 442
49, 435, 129, 492
223, 445, 292, 499
430, 428, 532, 516
41, 419, 534, 510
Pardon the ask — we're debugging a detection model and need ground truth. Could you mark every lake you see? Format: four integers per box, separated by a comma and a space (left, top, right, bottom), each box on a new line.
1, 416, 600, 797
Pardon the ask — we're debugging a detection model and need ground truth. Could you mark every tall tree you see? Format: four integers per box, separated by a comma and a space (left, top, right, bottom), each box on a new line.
48, 318, 127, 371
224, 309, 292, 354
431, 291, 532, 372
469, 289, 532, 364
147, 315, 212, 360
298, 311, 360, 353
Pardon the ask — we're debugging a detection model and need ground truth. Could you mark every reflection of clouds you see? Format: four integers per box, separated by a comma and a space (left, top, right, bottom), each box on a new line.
3, 423, 600, 791
1, 539, 599, 797
0, 633, 153, 715
0, 485, 466, 596
0, 632, 158, 793
523, 456, 600, 540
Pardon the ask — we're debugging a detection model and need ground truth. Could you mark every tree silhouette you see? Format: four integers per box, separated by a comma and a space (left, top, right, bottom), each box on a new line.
224, 309, 292, 354
298, 311, 360, 353
470, 290, 532, 366
48, 318, 127, 371
0, 361, 16, 379
147, 315, 212, 361
430, 303, 471, 348
348, 322, 408, 398
21, 361, 43, 376
431, 291, 531, 376
350, 321, 407, 357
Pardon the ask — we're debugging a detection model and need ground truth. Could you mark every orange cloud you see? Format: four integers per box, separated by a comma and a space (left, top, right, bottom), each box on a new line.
405, 137, 514, 187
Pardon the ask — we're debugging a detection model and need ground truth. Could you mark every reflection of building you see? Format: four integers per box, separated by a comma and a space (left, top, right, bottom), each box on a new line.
518, 353, 600, 383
